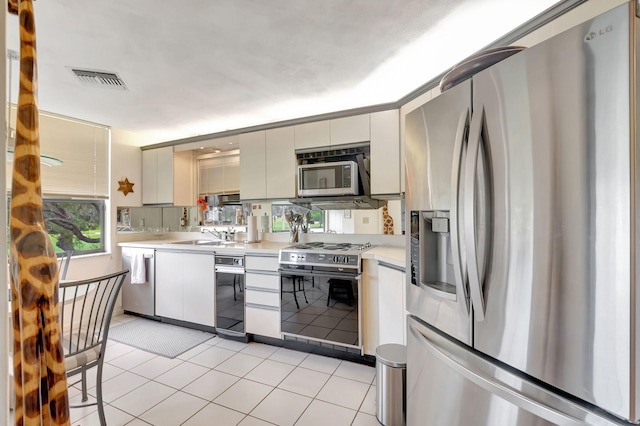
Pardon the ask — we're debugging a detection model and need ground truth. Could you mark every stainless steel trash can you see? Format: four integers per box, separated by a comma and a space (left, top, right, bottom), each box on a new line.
376, 343, 407, 425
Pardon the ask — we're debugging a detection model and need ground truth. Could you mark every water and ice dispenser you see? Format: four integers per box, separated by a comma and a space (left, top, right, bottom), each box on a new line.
410, 211, 457, 299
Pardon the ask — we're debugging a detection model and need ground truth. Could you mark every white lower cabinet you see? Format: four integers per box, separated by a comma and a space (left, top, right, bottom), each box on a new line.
378, 262, 406, 345
155, 250, 215, 327
362, 259, 406, 355
245, 254, 281, 339
245, 305, 280, 339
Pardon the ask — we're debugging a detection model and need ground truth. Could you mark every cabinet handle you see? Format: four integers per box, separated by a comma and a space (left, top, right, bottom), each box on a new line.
245, 286, 279, 294
378, 261, 405, 273
245, 302, 279, 312
245, 270, 279, 276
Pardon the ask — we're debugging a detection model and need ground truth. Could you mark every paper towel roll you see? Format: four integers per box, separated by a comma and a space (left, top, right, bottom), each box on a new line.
261, 215, 270, 233
247, 215, 258, 242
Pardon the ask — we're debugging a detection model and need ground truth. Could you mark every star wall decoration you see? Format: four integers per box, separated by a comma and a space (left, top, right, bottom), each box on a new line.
118, 178, 135, 196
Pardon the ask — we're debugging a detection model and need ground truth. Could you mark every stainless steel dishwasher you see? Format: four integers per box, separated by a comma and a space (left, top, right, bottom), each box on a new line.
215, 255, 246, 338
121, 247, 155, 317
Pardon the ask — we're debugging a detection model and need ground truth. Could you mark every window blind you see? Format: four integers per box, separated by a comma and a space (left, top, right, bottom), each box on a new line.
6, 107, 110, 198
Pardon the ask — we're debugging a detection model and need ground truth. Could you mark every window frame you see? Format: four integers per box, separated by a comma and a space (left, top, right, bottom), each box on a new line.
40, 197, 106, 256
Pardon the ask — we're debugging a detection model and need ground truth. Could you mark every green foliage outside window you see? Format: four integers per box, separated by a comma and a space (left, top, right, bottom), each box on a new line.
43, 199, 105, 254
271, 205, 325, 232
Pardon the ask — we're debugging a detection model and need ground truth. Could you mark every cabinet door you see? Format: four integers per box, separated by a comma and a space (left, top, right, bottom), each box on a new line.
239, 131, 266, 200
294, 120, 330, 150
370, 109, 400, 195
223, 155, 240, 193
142, 149, 157, 204
245, 255, 279, 272
266, 127, 296, 199
155, 251, 184, 320
183, 253, 215, 326
156, 147, 174, 204
209, 165, 225, 194
173, 150, 195, 206
330, 114, 370, 146
378, 263, 406, 345
245, 305, 280, 339
362, 259, 379, 356
246, 272, 280, 292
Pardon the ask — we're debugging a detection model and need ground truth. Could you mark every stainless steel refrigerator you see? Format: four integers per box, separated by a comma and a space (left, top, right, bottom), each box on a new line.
405, 2, 640, 425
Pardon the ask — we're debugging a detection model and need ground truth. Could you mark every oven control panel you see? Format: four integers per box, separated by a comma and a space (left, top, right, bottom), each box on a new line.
280, 251, 359, 267
318, 254, 355, 265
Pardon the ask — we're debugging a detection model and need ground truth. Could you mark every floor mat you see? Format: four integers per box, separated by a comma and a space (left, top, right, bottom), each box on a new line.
108, 318, 214, 358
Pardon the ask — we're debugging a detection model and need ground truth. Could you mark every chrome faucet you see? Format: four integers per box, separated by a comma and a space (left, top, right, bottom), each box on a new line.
201, 228, 229, 240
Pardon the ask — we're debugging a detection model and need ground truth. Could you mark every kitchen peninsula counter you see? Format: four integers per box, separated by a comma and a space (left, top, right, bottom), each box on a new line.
118, 238, 406, 262
361, 246, 405, 269
117, 239, 289, 255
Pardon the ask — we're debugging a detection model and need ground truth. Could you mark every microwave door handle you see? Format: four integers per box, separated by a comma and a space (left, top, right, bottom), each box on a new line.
464, 107, 487, 321
450, 108, 470, 315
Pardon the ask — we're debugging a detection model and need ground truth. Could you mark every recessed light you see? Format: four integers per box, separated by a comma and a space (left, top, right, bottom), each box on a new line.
199, 147, 204, 149
214, 149, 221, 153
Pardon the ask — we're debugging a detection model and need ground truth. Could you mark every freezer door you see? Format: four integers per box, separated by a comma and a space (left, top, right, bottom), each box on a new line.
470, 3, 633, 420
407, 316, 625, 426
405, 78, 471, 213
405, 79, 472, 345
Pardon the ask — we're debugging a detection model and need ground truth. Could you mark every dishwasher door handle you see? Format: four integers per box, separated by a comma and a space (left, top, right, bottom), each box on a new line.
215, 266, 245, 275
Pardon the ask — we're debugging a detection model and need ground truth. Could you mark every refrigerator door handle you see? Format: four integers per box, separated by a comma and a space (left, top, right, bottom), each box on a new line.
464, 107, 487, 320
450, 108, 470, 314
409, 322, 589, 426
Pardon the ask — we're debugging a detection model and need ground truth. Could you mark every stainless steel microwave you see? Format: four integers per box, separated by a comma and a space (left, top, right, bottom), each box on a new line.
297, 160, 359, 197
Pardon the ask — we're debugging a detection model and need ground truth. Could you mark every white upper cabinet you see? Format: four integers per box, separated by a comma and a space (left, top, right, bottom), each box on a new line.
294, 121, 331, 150
142, 147, 195, 205
294, 114, 370, 150
239, 131, 267, 200
239, 111, 401, 200
266, 127, 296, 199
370, 109, 401, 195
330, 114, 370, 146
240, 127, 296, 200
199, 154, 240, 195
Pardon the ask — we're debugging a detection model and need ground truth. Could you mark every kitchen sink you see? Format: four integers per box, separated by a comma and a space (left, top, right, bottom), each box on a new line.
166, 240, 234, 246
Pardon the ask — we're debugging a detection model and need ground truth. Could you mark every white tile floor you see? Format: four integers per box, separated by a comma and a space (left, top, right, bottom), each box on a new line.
67, 314, 380, 426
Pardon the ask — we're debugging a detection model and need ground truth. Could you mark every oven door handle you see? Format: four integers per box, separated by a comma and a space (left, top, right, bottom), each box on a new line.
278, 269, 360, 280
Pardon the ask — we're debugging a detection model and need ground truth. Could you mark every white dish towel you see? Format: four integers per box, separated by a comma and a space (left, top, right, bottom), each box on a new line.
130, 253, 146, 284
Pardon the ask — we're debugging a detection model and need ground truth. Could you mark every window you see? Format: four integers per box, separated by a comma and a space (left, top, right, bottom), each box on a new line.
271, 204, 325, 232
43, 199, 105, 255
6, 108, 110, 256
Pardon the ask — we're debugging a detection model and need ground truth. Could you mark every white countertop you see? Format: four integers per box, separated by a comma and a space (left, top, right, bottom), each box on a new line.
117, 239, 288, 255
118, 238, 406, 265
362, 246, 405, 269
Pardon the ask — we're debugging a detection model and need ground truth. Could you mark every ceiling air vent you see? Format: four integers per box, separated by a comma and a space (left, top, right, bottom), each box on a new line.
69, 68, 128, 91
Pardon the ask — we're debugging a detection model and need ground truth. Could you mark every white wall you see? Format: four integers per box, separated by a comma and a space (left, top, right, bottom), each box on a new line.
325, 200, 403, 235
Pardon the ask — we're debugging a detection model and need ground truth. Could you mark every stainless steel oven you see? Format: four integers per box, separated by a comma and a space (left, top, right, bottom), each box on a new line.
278, 242, 371, 354
214, 255, 245, 337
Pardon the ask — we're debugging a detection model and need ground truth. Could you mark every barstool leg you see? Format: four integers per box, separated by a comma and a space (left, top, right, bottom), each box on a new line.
291, 277, 300, 309
298, 277, 309, 304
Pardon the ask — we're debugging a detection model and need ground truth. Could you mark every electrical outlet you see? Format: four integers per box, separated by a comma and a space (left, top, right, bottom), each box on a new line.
363, 217, 369, 224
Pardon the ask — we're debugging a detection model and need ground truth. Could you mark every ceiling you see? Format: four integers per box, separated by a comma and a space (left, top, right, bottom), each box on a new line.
6, 0, 562, 146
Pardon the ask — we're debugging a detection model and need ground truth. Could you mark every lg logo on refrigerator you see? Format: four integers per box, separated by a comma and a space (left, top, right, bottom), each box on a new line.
585, 25, 613, 42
